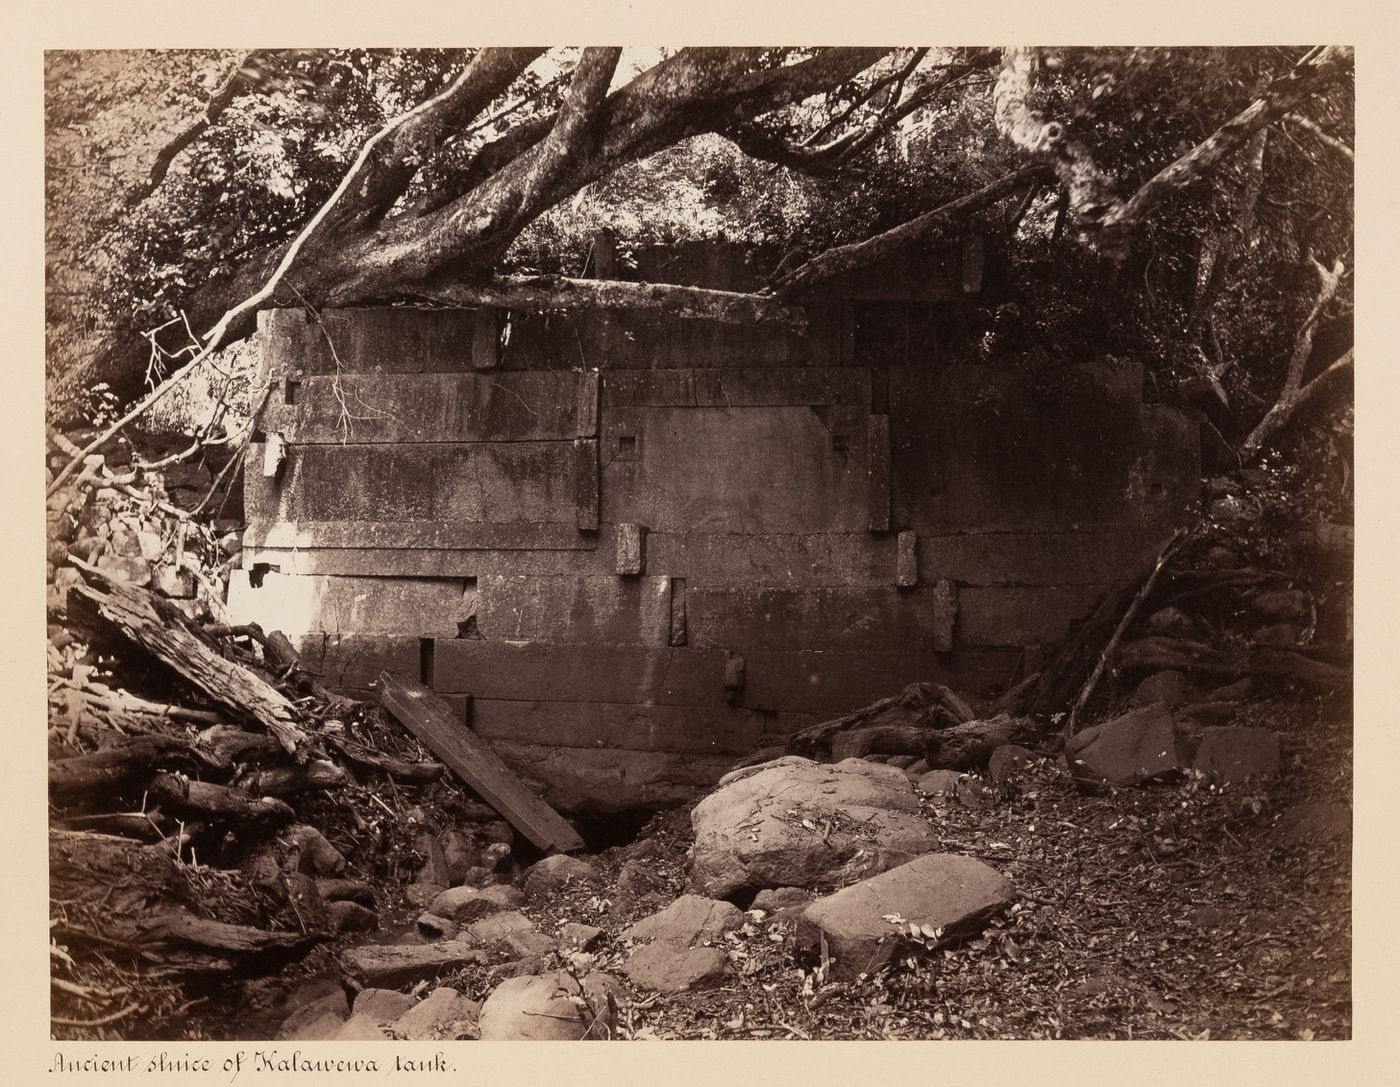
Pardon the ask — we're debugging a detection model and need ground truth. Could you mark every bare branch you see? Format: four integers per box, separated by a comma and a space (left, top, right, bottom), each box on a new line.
1285, 113, 1354, 161
771, 163, 1049, 297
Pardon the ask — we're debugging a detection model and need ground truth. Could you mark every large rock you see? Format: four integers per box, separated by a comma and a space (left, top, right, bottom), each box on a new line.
916, 769, 964, 795
689, 757, 940, 897
623, 943, 728, 994
1192, 726, 1281, 783
341, 941, 488, 988
467, 911, 556, 958
798, 853, 1014, 981
1065, 707, 1186, 786
352, 988, 417, 1024
391, 986, 481, 1041
523, 854, 603, 902
986, 744, 1040, 787
1131, 670, 1192, 710
477, 971, 621, 1040
429, 883, 525, 923
622, 895, 743, 946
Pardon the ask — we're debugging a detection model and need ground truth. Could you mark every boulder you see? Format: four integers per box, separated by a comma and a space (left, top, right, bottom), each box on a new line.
429, 883, 525, 924
352, 988, 417, 1024
326, 900, 378, 936
916, 769, 964, 795
1192, 727, 1281, 783
623, 943, 728, 994
986, 744, 1040, 787
751, 887, 813, 912
477, 971, 621, 1040
391, 986, 481, 1041
415, 913, 459, 940
332, 1013, 391, 1040
1065, 707, 1186, 786
523, 854, 603, 902
798, 853, 1015, 981
467, 911, 556, 959
1131, 670, 1192, 710
689, 757, 939, 897
341, 941, 488, 988
404, 881, 448, 909
622, 895, 743, 946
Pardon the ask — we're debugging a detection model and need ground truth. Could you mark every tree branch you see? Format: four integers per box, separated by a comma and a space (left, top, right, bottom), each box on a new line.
1285, 113, 1354, 161
770, 163, 1049, 297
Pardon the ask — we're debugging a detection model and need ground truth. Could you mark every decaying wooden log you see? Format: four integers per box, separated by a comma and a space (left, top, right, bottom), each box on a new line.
927, 714, 1033, 770
830, 724, 935, 761
1116, 636, 1350, 691
50, 829, 189, 913
49, 734, 197, 804
148, 772, 297, 827
234, 760, 350, 797
69, 559, 313, 760
326, 732, 444, 784
196, 724, 289, 768
786, 682, 977, 760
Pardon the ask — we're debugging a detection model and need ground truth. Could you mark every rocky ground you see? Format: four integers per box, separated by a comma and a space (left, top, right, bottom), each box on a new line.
45, 429, 1352, 1042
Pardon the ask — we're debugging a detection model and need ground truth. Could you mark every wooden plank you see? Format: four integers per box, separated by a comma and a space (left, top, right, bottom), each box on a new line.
867, 413, 891, 532
896, 531, 918, 588
574, 438, 600, 531
432, 642, 730, 705
378, 673, 584, 853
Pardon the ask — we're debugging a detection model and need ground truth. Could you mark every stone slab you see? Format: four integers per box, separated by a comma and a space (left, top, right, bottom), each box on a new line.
228, 571, 475, 638
469, 699, 777, 757
475, 574, 671, 646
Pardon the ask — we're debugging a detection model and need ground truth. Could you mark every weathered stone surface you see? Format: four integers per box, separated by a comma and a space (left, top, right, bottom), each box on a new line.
1208, 677, 1256, 702
391, 986, 481, 1041
1132, 670, 1192, 710
332, 1013, 391, 1040
326, 899, 378, 936
524, 854, 603, 902
916, 769, 964, 795
622, 895, 743, 946
623, 942, 728, 994
689, 756, 939, 897
341, 941, 488, 988
752, 887, 813, 912
477, 971, 621, 1040
429, 883, 525, 924
558, 922, 604, 952
799, 853, 1015, 981
476, 574, 672, 647
440, 829, 477, 886
415, 913, 458, 940
277, 987, 349, 1040
986, 744, 1041, 787
471, 699, 770, 757
352, 988, 417, 1024
1247, 589, 1311, 621
404, 881, 448, 909
1065, 707, 1186, 786
1192, 727, 1281, 783
467, 911, 555, 958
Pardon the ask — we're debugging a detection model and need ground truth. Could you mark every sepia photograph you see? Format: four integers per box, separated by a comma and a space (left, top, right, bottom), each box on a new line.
40, 39, 1356, 1048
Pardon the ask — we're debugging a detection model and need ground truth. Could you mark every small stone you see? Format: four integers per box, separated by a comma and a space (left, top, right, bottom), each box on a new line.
622, 895, 743, 946
903, 759, 930, 777
558, 923, 604, 952
429, 883, 525, 924
751, 887, 812, 912
917, 769, 964, 795
987, 744, 1040, 787
623, 943, 728, 994
415, 912, 459, 940
440, 829, 478, 886
391, 986, 481, 1041
523, 854, 603, 902
462, 866, 493, 888
134, 529, 164, 562
152, 565, 195, 599
327, 900, 378, 936
1131, 670, 1192, 710
955, 776, 991, 808
96, 554, 152, 587
477, 971, 621, 1040
616, 859, 658, 896
1192, 726, 1281, 783
404, 881, 448, 909
352, 988, 417, 1024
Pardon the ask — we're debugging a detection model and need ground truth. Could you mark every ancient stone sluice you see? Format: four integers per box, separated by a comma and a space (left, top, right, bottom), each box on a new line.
229, 248, 1199, 812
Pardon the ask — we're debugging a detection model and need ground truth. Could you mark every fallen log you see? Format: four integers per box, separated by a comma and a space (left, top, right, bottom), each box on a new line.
69, 559, 313, 760
1116, 636, 1350, 691
830, 725, 935, 761
927, 714, 1034, 771
148, 772, 297, 828
235, 760, 349, 797
786, 682, 977, 760
197, 724, 289, 768
49, 734, 197, 805
326, 732, 444, 784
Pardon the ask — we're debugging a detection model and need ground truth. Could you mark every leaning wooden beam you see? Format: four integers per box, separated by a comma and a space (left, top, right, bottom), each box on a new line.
411, 275, 809, 328
68, 559, 312, 761
377, 672, 585, 854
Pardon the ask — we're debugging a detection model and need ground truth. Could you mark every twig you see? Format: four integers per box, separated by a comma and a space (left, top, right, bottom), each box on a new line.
1065, 528, 1190, 738
51, 1003, 144, 1027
